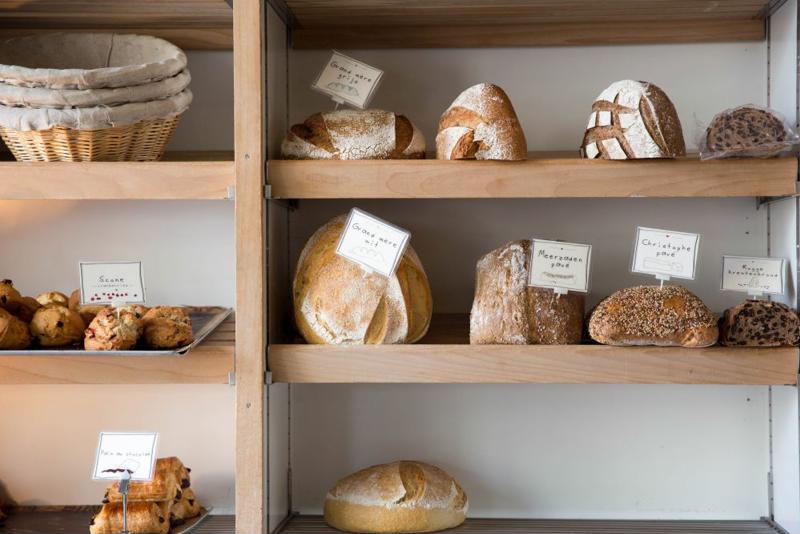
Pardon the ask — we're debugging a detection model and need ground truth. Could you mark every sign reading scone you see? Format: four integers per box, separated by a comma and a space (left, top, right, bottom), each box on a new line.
722, 256, 785, 295
528, 239, 591, 293
79, 261, 146, 305
632, 227, 700, 280
336, 208, 410, 278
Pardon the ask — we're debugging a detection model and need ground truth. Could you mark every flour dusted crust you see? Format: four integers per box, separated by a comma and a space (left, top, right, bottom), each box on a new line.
293, 215, 432, 345
282, 109, 425, 160
470, 240, 584, 345
89, 501, 170, 534
107, 457, 189, 504
581, 80, 685, 160
719, 300, 800, 347
141, 306, 194, 349
436, 83, 527, 161
85, 307, 143, 351
324, 461, 468, 533
30, 305, 85, 347
704, 106, 794, 158
0, 308, 31, 349
589, 285, 718, 347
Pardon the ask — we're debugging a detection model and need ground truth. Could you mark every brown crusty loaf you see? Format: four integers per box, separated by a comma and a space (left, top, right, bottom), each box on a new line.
719, 300, 800, 347
589, 285, 718, 347
324, 461, 468, 534
282, 109, 425, 160
436, 83, 526, 161
704, 106, 794, 158
581, 80, 685, 160
470, 240, 584, 345
293, 215, 432, 345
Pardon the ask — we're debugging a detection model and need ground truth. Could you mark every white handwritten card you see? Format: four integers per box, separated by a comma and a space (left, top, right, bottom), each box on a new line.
312, 51, 383, 108
92, 432, 158, 481
528, 239, 592, 293
632, 227, 700, 280
79, 261, 146, 305
722, 256, 785, 295
336, 209, 410, 278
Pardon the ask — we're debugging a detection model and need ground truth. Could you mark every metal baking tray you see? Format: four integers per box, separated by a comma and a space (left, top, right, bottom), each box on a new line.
0, 506, 212, 533
1, 307, 232, 357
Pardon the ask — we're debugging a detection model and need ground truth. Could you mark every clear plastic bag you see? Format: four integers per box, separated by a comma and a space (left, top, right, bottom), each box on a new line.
699, 104, 799, 160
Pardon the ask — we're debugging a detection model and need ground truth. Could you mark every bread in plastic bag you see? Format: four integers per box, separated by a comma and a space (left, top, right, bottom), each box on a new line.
700, 104, 799, 160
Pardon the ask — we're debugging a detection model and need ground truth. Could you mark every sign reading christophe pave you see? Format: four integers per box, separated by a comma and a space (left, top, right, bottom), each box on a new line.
92, 432, 158, 481
528, 239, 592, 293
722, 255, 785, 295
312, 50, 383, 109
632, 227, 700, 280
79, 261, 146, 305
336, 208, 410, 278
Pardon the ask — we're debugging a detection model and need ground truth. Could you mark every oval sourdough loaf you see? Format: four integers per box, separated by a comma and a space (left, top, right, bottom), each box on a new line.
324, 461, 468, 534
470, 240, 584, 344
719, 300, 800, 347
704, 106, 794, 159
293, 215, 432, 345
580, 80, 685, 160
281, 109, 425, 160
589, 285, 718, 347
436, 83, 527, 161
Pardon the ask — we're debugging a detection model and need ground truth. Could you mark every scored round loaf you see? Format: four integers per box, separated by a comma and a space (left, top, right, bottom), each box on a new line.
581, 80, 685, 160
719, 300, 800, 347
704, 106, 793, 158
589, 285, 718, 347
436, 83, 527, 161
282, 109, 425, 160
470, 240, 584, 344
293, 215, 432, 345
324, 461, 468, 534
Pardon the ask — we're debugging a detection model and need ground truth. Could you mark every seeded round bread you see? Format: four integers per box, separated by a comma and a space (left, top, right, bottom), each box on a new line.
589, 285, 718, 348
705, 106, 792, 158
719, 300, 800, 347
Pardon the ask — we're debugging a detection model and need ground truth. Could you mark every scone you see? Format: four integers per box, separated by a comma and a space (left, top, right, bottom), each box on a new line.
119, 304, 149, 320
106, 457, 190, 503
141, 307, 194, 349
36, 291, 69, 307
69, 289, 106, 326
90, 501, 170, 534
14, 296, 41, 322
170, 488, 202, 526
719, 300, 800, 347
0, 279, 22, 313
85, 308, 143, 351
29, 305, 86, 347
0, 308, 32, 349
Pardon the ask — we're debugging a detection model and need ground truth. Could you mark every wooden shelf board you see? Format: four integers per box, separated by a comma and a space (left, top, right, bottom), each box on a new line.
269, 315, 799, 385
268, 154, 797, 199
0, 317, 234, 385
0, 151, 234, 200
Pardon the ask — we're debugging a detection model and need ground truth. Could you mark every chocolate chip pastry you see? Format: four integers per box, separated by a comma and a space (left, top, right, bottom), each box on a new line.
89, 501, 170, 534
719, 300, 800, 347
170, 488, 202, 527
141, 307, 194, 349
0, 308, 31, 349
84, 308, 143, 351
106, 457, 190, 504
705, 106, 794, 158
29, 305, 85, 347
0, 279, 21, 313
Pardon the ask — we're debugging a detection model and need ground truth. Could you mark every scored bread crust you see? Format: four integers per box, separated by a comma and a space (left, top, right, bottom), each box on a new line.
588, 285, 718, 347
719, 300, 800, 347
324, 461, 468, 534
293, 215, 432, 345
281, 109, 425, 160
436, 83, 527, 161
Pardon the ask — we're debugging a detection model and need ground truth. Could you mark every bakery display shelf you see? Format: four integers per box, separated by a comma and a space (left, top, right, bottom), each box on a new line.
268, 314, 799, 386
0, 0, 233, 50
278, 515, 785, 534
0, 151, 234, 200
268, 154, 797, 199
0, 314, 235, 385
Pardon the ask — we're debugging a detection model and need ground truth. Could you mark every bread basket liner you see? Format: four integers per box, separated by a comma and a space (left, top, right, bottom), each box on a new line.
0, 33, 187, 90
0, 89, 192, 131
0, 69, 191, 108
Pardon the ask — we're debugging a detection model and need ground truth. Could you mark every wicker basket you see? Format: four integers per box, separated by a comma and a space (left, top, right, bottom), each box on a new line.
0, 116, 180, 162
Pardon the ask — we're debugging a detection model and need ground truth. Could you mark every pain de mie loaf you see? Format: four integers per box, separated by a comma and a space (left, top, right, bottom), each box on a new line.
580, 80, 685, 160
281, 109, 425, 160
470, 240, 584, 344
436, 83, 527, 161
293, 215, 432, 345
324, 461, 468, 534
588, 285, 718, 347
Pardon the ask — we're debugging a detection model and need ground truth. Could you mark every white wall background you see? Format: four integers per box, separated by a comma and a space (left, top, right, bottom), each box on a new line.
0, 50, 236, 512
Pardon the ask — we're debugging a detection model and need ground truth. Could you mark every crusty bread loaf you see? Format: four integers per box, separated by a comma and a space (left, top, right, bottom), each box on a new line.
581, 80, 685, 160
436, 83, 527, 161
470, 240, 584, 344
282, 109, 425, 160
719, 299, 800, 347
293, 215, 432, 345
589, 285, 718, 347
324, 461, 468, 534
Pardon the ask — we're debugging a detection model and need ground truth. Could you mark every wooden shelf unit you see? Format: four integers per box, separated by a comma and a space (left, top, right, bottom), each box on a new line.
283, 0, 771, 48
0, 152, 234, 200
0, 316, 234, 385
268, 155, 797, 199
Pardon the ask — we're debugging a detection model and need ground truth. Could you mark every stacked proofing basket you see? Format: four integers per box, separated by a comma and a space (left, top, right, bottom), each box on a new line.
0, 33, 192, 161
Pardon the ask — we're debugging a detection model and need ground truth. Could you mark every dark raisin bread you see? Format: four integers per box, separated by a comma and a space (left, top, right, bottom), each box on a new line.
719, 300, 799, 347
704, 106, 793, 158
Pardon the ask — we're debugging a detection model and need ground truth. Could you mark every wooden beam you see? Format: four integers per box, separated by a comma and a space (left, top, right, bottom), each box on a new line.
0, 28, 232, 49
234, 0, 267, 532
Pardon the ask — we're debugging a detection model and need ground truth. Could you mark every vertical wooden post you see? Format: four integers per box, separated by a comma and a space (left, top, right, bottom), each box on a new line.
234, 0, 266, 532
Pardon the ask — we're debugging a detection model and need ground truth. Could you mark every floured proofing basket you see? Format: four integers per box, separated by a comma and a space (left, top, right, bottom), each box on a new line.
0, 33, 192, 161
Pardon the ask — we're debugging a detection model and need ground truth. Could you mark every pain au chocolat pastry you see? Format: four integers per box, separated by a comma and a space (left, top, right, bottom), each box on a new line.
170, 488, 202, 526
29, 305, 85, 347
106, 457, 190, 504
85, 308, 143, 351
0, 308, 32, 349
89, 501, 170, 534
141, 307, 194, 349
